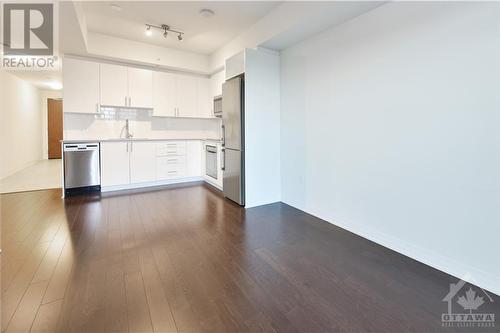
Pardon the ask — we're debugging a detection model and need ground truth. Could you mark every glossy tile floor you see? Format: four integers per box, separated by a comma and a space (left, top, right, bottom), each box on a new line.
0, 160, 61, 194
1, 184, 499, 332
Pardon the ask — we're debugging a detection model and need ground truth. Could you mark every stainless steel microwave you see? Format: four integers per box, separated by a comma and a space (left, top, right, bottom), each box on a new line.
213, 95, 222, 118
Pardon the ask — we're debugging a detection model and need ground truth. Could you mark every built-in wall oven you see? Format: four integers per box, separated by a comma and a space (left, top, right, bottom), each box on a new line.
205, 145, 218, 179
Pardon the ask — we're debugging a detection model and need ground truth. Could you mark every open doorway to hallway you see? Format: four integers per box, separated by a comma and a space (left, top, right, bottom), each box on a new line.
0, 70, 63, 194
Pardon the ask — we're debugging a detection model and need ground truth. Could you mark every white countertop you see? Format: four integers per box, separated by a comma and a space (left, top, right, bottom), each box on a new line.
62, 138, 223, 144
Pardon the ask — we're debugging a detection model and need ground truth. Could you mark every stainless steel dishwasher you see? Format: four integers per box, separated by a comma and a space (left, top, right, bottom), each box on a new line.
63, 143, 101, 195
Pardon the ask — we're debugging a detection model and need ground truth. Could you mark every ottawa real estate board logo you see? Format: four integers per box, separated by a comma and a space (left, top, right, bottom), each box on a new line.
442, 277, 495, 328
1, 2, 56, 69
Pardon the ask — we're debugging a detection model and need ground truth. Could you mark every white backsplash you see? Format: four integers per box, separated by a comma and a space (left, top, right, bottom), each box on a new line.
64, 109, 222, 140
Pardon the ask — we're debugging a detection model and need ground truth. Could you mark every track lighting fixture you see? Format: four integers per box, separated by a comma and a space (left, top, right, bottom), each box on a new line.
144, 23, 184, 41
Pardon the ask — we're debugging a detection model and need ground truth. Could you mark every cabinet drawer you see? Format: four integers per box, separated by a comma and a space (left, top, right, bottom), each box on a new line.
156, 142, 186, 156
156, 157, 186, 179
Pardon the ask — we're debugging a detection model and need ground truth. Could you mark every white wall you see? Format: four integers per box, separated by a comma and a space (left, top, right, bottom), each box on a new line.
280, 2, 500, 294
0, 71, 43, 179
245, 49, 281, 208
86, 33, 211, 74
41, 90, 63, 160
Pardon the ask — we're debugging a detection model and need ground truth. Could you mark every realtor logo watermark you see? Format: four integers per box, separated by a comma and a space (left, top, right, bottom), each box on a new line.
442, 277, 495, 328
1, 2, 57, 69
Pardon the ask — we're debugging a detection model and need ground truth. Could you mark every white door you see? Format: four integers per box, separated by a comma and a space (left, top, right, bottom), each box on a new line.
186, 141, 202, 177
101, 142, 130, 186
128, 68, 153, 108
197, 77, 211, 118
152, 71, 177, 117
176, 74, 198, 118
100, 63, 128, 107
130, 142, 156, 183
63, 58, 100, 114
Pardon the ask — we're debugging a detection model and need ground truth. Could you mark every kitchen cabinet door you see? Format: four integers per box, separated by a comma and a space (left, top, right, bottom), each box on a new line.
130, 142, 156, 184
128, 68, 153, 108
176, 74, 198, 118
101, 142, 130, 187
186, 141, 202, 177
152, 71, 177, 117
63, 58, 100, 114
197, 77, 212, 118
100, 63, 128, 107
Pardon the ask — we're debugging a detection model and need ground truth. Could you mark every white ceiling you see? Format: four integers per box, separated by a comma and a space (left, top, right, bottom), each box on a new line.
81, 1, 281, 55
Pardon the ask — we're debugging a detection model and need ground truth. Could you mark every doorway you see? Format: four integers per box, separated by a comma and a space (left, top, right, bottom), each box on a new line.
47, 98, 63, 159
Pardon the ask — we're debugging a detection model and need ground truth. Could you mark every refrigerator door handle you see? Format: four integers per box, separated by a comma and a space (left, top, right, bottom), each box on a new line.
221, 124, 226, 147
221, 148, 225, 170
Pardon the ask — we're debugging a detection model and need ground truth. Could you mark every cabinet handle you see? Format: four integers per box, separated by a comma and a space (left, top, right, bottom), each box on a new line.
126, 142, 128, 152
221, 124, 225, 147
125, 96, 127, 106
129, 97, 131, 107
130, 142, 133, 152
221, 148, 225, 170
96, 103, 100, 113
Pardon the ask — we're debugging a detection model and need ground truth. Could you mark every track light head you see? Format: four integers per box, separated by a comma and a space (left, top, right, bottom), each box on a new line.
178, 34, 183, 41
163, 30, 168, 38
145, 25, 152, 36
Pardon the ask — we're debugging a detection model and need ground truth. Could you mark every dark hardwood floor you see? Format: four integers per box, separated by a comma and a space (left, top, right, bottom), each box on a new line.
1, 183, 498, 332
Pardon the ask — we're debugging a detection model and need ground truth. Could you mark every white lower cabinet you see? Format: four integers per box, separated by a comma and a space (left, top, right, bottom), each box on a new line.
186, 141, 202, 177
156, 141, 187, 180
101, 142, 130, 187
130, 142, 156, 183
101, 140, 209, 191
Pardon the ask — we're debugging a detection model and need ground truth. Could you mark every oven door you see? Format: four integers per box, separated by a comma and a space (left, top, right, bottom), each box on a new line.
205, 145, 218, 179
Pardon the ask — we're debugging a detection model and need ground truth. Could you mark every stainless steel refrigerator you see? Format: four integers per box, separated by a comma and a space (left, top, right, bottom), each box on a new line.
222, 75, 245, 205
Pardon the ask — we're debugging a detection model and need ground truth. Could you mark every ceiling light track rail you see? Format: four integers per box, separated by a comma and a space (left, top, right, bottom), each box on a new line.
145, 24, 184, 41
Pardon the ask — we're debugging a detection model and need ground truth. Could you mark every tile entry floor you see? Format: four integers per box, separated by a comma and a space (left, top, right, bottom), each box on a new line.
0, 159, 62, 194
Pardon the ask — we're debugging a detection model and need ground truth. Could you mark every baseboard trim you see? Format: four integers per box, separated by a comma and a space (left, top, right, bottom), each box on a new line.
281, 200, 500, 296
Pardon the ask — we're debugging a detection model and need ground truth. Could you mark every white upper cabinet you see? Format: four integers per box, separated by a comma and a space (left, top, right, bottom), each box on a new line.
128, 68, 153, 108
153, 71, 177, 117
100, 64, 152, 108
153, 73, 212, 118
176, 75, 198, 118
197, 77, 212, 118
100, 63, 128, 107
63, 58, 100, 113
225, 51, 245, 80
64, 58, 212, 117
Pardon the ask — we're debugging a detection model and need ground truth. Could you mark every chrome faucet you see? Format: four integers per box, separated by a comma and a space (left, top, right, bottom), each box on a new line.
120, 119, 134, 139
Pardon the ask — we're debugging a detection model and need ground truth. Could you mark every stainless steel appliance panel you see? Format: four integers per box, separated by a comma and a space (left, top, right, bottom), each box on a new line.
64, 143, 100, 189
205, 145, 217, 179
222, 76, 243, 151
223, 148, 244, 205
